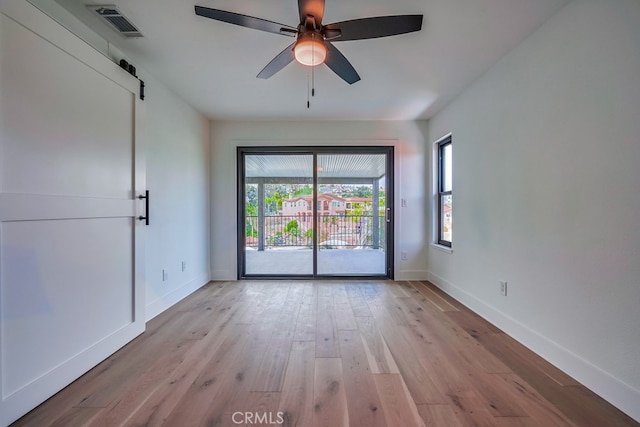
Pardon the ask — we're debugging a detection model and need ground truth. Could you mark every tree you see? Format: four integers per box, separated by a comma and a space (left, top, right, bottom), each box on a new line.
285, 220, 299, 236
245, 221, 258, 237
245, 185, 258, 217
293, 185, 313, 197
354, 185, 372, 198
265, 191, 283, 215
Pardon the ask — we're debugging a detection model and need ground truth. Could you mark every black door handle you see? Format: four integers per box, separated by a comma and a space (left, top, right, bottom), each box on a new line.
137, 190, 149, 225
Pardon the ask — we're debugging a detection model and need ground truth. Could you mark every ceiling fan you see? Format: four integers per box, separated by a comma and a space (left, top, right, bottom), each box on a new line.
195, 0, 423, 84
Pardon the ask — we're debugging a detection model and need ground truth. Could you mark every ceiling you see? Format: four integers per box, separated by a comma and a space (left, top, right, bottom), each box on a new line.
246, 153, 387, 179
37, 0, 569, 120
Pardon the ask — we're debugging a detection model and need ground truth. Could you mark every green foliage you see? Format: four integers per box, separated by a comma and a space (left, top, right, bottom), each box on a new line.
293, 185, 313, 197
285, 220, 300, 236
245, 184, 258, 217
246, 204, 258, 217
245, 221, 258, 237
343, 185, 373, 198
265, 191, 284, 214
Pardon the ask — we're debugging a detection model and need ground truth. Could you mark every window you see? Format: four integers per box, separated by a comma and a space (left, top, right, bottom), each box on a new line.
437, 136, 452, 247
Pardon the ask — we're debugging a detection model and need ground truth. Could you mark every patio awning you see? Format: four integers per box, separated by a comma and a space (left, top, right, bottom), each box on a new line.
245, 153, 386, 179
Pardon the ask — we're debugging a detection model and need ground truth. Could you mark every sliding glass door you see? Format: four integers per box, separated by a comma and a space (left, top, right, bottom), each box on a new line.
316, 153, 388, 275
243, 153, 314, 275
238, 147, 393, 279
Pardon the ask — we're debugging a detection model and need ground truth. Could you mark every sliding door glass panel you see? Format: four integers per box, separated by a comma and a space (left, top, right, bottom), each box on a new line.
244, 154, 314, 276
316, 154, 387, 276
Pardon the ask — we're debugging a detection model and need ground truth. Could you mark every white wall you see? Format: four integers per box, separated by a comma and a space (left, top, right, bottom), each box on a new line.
427, 0, 640, 420
210, 120, 429, 281
143, 72, 211, 320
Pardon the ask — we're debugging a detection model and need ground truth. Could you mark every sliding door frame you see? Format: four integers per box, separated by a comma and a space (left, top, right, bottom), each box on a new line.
237, 146, 394, 280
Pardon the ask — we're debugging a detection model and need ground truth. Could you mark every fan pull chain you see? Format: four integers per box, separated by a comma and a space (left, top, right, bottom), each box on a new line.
306, 43, 317, 109
307, 70, 310, 109
312, 61, 315, 97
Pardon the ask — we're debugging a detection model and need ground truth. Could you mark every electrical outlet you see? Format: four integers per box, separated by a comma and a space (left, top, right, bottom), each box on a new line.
401, 251, 408, 260
499, 280, 507, 296
181, 261, 186, 272
401, 198, 408, 207
162, 269, 168, 281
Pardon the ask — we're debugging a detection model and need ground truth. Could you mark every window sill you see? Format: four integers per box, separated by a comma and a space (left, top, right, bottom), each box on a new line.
431, 243, 453, 254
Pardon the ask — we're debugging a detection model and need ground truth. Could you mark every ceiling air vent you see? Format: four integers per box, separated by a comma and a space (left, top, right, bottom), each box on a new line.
88, 5, 143, 38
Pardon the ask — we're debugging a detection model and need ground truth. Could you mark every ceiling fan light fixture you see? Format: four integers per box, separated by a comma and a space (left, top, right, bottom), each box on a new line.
294, 34, 327, 66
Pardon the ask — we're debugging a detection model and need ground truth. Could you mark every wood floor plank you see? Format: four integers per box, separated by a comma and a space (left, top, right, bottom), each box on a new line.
160, 328, 256, 426
408, 280, 459, 312
13, 281, 638, 427
48, 408, 102, 427
237, 281, 278, 324
366, 292, 410, 327
86, 339, 198, 427
373, 374, 425, 427
346, 284, 373, 317
293, 293, 316, 341
492, 417, 542, 427
124, 298, 258, 426
338, 329, 387, 426
332, 283, 351, 305
171, 280, 239, 312
469, 331, 638, 426
384, 281, 412, 298
188, 329, 274, 426
396, 302, 526, 417
250, 290, 301, 392
396, 304, 531, 420
367, 297, 449, 405
312, 358, 349, 427
416, 404, 468, 427
493, 373, 578, 426
415, 280, 465, 310
278, 341, 316, 427
400, 328, 500, 424
497, 333, 581, 387
445, 308, 504, 336
355, 316, 399, 374
316, 294, 340, 358
72, 310, 200, 408
396, 296, 512, 374
334, 301, 358, 330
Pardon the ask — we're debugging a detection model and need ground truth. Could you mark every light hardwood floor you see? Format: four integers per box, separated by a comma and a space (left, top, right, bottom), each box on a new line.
13, 281, 638, 426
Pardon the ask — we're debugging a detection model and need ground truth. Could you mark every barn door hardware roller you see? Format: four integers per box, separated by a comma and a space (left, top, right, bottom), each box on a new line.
137, 190, 149, 225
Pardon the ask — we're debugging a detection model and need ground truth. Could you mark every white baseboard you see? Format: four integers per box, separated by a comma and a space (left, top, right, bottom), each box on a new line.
210, 269, 236, 281
395, 269, 429, 281
427, 271, 640, 423
145, 273, 210, 321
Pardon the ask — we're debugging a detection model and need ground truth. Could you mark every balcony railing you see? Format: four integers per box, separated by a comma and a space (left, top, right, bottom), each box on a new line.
245, 215, 385, 250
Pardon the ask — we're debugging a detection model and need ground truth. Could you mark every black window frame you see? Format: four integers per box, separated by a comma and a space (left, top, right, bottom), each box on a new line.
237, 145, 395, 280
437, 136, 452, 247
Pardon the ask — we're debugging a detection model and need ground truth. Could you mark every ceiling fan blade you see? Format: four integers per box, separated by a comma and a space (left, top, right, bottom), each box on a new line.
324, 42, 360, 85
257, 42, 296, 79
195, 6, 297, 36
323, 15, 423, 41
298, 0, 325, 28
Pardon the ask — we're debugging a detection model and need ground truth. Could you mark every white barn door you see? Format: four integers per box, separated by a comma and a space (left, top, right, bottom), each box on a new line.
0, 3, 146, 425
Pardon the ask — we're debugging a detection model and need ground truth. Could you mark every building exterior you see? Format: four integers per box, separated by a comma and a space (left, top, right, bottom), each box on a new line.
282, 194, 353, 218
